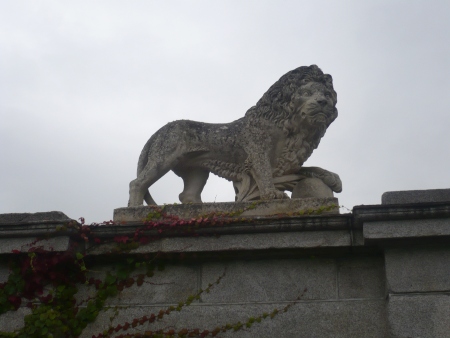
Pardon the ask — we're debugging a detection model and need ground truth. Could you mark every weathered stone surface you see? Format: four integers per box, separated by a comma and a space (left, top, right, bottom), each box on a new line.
88, 230, 351, 255
388, 294, 450, 338
364, 218, 450, 243
0, 236, 70, 254
385, 247, 450, 293
353, 202, 450, 228
0, 307, 31, 331
3, 189, 450, 337
201, 258, 337, 303
292, 177, 334, 199
114, 197, 339, 222
76, 264, 199, 306
81, 300, 387, 338
0, 261, 9, 283
0, 211, 71, 224
128, 65, 342, 207
382, 188, 450, 204
338, 256, 385, 299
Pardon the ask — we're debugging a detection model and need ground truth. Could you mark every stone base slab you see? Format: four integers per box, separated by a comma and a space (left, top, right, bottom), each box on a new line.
113, 197, 339, 223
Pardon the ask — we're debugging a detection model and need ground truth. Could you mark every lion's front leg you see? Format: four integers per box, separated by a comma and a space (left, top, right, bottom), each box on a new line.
247, 152, 287, 201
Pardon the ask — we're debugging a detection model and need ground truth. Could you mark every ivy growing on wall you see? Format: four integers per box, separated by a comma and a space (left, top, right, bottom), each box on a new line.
0, 204, 334, 337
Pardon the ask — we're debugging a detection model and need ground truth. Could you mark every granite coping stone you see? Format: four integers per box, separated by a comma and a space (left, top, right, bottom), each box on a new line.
353, 202, 450, 226
0, 211, 72, 224
382, 188, 450, 205
0, 211, 76, 238
0, 236, 71, 254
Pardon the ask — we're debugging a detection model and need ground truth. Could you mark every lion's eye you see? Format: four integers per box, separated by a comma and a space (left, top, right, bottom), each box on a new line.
302, 91, 312, 96
325, 92, 331, 98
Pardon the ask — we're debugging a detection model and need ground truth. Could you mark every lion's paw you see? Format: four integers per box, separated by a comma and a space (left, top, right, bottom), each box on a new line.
261, 189, 288, 200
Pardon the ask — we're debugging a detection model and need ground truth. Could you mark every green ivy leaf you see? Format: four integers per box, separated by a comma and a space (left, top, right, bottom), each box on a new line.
105, 274, 116, 285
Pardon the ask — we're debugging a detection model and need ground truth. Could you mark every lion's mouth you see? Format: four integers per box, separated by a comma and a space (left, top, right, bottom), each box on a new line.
313, 114, 327, 123
306, 111, 328, 123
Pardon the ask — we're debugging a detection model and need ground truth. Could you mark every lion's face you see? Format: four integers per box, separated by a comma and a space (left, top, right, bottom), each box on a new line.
290, 82, 337, 126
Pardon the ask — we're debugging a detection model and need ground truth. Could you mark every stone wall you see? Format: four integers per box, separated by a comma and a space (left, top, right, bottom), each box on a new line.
1, 189, 449, 337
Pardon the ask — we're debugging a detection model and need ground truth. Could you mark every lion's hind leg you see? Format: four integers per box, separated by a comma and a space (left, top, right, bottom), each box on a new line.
128, 155, 180, 206
174, 167, 209, 204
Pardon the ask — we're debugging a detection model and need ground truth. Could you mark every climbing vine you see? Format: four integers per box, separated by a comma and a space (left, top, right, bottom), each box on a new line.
0, 204, 338, 337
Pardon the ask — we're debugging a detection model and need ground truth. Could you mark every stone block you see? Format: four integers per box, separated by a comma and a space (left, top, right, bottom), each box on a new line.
388, 294, 450, 338
0, 307, 31, 331
0, 236, 70, 254
114, 198, 339, 222
0, 211, 71, 224
385, 247, 450, 293
113, 264, 198, 305
200, 258, 337, 303
76, 263, 199, 306
363, 218, 450, 242
338, 256, 385, 299
382, 188, 450, 204
0, 261, 9, 283
80, 300, 387, 338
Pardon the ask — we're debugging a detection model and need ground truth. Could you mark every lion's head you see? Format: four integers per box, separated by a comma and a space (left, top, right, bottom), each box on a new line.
245, 65, 338, 177
247, 65, 338, 135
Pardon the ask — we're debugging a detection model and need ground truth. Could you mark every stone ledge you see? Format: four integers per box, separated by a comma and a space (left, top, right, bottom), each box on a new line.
353, 202, 450, 226
86, 230, 352, 255
0, 211, 76, 238
0, 236, 71, 254
363, 218, 450, 245
91, 214, 351, 237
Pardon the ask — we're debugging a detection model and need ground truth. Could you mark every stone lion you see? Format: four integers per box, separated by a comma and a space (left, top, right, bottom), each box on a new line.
128, 65, 342, 206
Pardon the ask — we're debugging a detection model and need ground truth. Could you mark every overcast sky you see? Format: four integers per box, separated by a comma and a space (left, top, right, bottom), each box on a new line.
1, 1, 449, 223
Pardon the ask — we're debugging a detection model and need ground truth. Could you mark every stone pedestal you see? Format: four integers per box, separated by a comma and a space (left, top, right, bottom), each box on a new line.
113, 197, 339, 223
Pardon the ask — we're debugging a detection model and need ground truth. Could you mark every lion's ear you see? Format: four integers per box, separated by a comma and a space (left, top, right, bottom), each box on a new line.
324, 74, 333, 85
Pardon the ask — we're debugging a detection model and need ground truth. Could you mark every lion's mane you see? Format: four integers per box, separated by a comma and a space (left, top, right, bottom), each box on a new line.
246, 65, 336, 127
244, 65, 338, 177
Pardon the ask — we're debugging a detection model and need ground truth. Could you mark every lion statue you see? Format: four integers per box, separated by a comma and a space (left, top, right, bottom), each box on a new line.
128, 65, 342, 206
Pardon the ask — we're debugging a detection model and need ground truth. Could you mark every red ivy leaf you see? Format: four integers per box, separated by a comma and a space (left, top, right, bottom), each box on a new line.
7, 295, 21, 309
113, 236, 129, 244
139, 237, 149, 244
